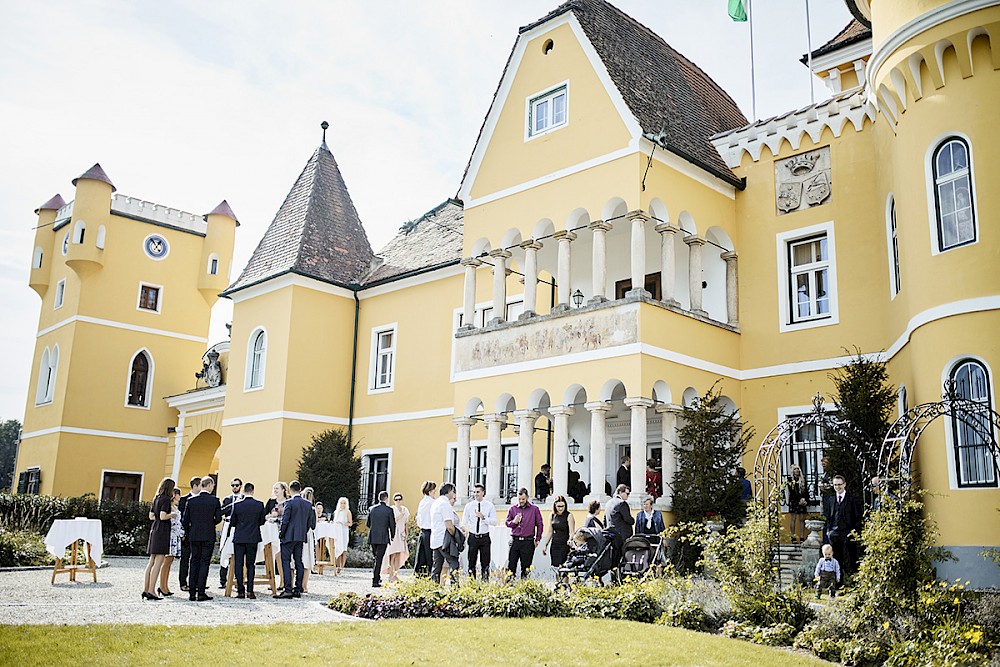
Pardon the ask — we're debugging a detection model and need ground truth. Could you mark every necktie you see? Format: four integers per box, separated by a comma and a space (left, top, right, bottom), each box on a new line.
476, 502, 481, 533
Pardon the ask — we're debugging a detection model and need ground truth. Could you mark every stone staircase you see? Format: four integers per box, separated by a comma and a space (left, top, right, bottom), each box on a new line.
773, 543, 820, 587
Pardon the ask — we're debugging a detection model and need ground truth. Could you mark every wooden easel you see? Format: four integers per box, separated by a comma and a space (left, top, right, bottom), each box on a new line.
51, 539, 97, 584
224, 542, 277, 596
315, 537, 335, 574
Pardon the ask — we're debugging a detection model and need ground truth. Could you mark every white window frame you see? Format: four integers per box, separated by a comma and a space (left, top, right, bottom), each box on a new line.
32, 247, 43, 269
525, 81, 569, 141
360, 447, 393, 507
245, 327, 267, 391
136, 282, 163, 314
885, 194, 900, 298
54, 278, 66, 310
96, 225, 106, 250
941, 354, 998, 489
35, 345, 58, 406
208, 253, 219, 275
124, 348, 154, 410
72, 220, 86, 245
98, 469, 145, 502
925, 132, 978, 256
369, 323, 397, 394
775, 221, 839, 333
776, 404, 832, 512
61, 232, 69, 256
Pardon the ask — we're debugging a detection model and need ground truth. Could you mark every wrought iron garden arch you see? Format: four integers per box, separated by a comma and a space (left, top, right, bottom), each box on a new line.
878, 380, 1000, 495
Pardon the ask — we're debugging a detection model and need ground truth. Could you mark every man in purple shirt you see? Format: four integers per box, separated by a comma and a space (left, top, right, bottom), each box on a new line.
505, 488, 543, 578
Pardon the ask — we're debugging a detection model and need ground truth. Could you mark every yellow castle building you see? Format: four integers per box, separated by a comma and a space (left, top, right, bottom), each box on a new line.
14, 0, 1000, 586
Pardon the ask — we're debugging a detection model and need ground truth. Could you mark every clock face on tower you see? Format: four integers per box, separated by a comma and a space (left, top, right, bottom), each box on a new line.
143, 234, 169, 260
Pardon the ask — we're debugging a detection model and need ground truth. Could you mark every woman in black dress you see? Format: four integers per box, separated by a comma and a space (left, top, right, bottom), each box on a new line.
787, 464, 810, 543
541, 495, 576, 567
143, 477, 176, 600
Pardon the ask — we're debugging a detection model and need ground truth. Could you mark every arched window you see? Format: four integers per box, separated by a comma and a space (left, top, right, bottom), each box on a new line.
950, 359, 997, 488
932, 138, 976, 251
96, 225, 107, 250
886, 195, 900, 296
32, 247, 43, 269
73, 220, 86, 245
246, 329, 266, 390
127, 350, 152, 407
35, 347, 52, 405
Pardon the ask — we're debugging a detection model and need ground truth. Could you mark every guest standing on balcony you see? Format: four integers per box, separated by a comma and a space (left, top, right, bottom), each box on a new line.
415, 480, 437, 576
534, 465, 551, 502
616, 456, 631, 490
645, 459, 662, 500
505, 488, 543, 578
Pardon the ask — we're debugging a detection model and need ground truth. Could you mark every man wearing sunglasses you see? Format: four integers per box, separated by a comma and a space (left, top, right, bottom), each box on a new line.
218, 478, 244, 589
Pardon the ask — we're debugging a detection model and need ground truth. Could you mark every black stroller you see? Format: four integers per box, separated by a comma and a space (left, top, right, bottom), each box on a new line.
556, 528, 615, 588
618, 534, 667, 579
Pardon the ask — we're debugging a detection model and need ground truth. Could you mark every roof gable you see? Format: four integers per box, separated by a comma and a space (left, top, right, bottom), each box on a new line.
224, 141, 373, 295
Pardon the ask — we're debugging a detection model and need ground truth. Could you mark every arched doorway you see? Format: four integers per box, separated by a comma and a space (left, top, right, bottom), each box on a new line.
178, 429, 222, 491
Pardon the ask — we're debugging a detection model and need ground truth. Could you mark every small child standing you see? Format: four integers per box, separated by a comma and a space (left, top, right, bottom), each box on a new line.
814, 543, 841, 599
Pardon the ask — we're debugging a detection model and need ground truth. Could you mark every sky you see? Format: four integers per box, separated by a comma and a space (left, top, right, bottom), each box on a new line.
0, 0, 852, 422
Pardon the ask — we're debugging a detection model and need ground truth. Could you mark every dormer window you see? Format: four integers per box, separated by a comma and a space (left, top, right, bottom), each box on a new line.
527, 84, 568, 138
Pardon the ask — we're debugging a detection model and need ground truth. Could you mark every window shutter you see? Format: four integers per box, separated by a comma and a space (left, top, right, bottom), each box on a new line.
17, 471, 27, 494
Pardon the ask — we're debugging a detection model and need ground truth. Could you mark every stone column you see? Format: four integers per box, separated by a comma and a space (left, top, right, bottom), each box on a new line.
520, 240, 542, 318
549, 405, 575, 499
453, 417, 475, 501
624, 397, 654, 504
654, 403, 681, 510
721, 251, 739, 326
553, 230, 576, 312
584, 401, 611, 503
588, 221, 612, 304
685, 235, 707, 315
655, 223, 680, 306
483, 413, 506, 504
512, 409, 539, 495
488, 249, 511, 326
627, 211, 651, 298
460, 258, 482, 329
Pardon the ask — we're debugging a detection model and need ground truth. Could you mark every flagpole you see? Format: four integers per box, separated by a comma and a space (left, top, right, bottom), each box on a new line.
805, 0, 815, 105
747, 0, 757, 120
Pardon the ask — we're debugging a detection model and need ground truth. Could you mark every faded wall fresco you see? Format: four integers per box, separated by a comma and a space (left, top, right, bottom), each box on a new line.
454, 303, 639, 373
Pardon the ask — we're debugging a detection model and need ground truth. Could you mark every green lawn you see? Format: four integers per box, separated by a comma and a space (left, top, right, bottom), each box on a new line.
0, 618, 831, 666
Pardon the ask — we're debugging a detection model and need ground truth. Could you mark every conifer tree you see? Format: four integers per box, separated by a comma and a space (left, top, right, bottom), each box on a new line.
297, 428, 361, 512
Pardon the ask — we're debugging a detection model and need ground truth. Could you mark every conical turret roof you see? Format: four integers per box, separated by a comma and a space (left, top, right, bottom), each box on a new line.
35, 193, 66, 214
72, 163, 116, 191
224, 141, 373, 295
205, 199, 239, 224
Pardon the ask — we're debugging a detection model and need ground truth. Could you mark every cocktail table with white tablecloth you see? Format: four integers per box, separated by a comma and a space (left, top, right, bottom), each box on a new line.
220, 521, 279, 596
44, 518, 103, 584
313, 521, 338, 574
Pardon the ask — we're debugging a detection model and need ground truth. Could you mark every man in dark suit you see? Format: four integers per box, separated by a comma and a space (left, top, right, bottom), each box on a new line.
366, 491, 396, 588
229, 481, 266, 599
181, 476, 222, 602
823, 474, 862, 578
218, 477, 244, 589
275, 480, 315, 599
177, 476, 201, 592
616, 456, 631, 490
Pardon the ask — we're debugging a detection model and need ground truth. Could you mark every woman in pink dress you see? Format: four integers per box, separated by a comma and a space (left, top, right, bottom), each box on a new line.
383, 493, 410, 583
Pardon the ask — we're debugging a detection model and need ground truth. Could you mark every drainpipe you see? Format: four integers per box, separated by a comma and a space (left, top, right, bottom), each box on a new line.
347, 287, 360, 446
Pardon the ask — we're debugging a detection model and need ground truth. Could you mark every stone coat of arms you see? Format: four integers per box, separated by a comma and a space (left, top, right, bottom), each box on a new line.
775, 147, 831, 215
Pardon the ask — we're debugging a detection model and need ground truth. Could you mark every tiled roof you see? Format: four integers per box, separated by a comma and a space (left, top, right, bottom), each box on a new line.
804, 19, 871, 62
564, 0, 747, 183
35, 194, 66, 214
363, 199, 464, 285
72, 163, 116, 192
223, 141, 373, 295
205, 200, 239, 224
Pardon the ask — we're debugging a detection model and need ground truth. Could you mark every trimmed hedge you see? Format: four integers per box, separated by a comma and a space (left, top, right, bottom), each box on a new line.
0, 493, 151, 556
0, 529, 53, 567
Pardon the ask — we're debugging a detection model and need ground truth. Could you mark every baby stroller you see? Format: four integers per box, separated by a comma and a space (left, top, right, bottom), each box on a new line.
556, 528, 615, 588
618, 534, 666, 579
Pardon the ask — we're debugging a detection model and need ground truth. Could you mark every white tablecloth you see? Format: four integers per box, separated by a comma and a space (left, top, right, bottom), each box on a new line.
220, 520, 280, 563
44, 519, 104, 564
314, 522, 338, 540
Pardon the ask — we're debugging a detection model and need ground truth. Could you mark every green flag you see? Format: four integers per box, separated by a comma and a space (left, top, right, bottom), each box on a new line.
728, 0, 747, 22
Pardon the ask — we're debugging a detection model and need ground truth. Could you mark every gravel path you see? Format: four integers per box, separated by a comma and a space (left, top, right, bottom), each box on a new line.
0, 557, 395, 625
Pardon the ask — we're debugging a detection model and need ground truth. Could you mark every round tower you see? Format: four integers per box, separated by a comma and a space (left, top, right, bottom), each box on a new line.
29, 194, 65, 298
65, 163, 114, 277
198, 200, 238, 306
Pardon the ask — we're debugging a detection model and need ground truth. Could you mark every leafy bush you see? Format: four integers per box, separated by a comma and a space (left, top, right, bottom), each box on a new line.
568, 578, 661, 623
327, 591, 362, 615
656, 601, 711, 631
0, 493, 151, 556
721, 620, 798, 646
0, 528, 53, 567
444, 577, 569, 618
701, 504, 813, 630
345, 546, 374, 569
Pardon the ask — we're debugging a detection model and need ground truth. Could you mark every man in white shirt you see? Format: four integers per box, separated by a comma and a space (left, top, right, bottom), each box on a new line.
415, 481, 437, 577
461, 483, 497, 579
429, 483, 459, 584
